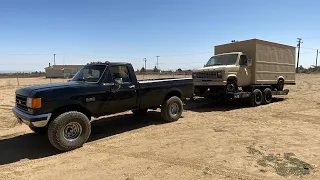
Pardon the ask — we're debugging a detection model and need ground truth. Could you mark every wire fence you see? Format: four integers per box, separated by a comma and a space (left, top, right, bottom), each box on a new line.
0, 72, 192, 88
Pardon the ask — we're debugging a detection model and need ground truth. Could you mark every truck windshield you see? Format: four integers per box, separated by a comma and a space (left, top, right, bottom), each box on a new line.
71, 65, 106, 83
205, 54, 238, 67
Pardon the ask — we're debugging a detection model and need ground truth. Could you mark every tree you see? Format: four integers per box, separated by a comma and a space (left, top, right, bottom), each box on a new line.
176, 68, 182, 72
153, 66, 160, 72
140, 67, 146, 72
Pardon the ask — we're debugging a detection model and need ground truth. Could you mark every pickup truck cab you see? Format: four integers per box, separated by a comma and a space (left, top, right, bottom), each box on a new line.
13, 61, 194, 151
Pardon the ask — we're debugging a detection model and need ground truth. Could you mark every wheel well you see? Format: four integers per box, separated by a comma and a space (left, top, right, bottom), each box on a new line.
50, 105, 92, 122
227, 77, 237, 83
164, 91, 181, 101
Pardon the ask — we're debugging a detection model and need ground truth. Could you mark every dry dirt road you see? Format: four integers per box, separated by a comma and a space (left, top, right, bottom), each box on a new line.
0, 74, 319, 180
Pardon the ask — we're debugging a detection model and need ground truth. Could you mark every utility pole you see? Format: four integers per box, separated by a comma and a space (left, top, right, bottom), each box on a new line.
316, 49, 319, 67
143, 58, 147, 69
296, 38, 302, 73
54, 54, 56, 65
156, 56, 160, 69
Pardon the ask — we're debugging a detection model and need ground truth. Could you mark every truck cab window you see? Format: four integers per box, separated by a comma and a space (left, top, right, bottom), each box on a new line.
110, 65, 131, 83
239, 55, 248, 66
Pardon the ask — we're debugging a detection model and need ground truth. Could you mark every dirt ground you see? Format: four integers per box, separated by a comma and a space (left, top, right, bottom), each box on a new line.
0, 74, 319, 180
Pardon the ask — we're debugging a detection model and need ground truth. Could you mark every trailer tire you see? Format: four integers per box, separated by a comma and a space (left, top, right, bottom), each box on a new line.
132, 109, 148, 116
262, 88, 272, 104
48, 111, 91, 151
161, 96, 183, 122
249, 89, 263, 107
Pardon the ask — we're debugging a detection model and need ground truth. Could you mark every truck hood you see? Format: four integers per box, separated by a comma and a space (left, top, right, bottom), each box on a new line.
16, 81, 98, 98
193, 65, 236, 72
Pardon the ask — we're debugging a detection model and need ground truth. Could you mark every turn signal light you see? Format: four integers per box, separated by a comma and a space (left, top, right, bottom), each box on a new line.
27, 98, 42, 109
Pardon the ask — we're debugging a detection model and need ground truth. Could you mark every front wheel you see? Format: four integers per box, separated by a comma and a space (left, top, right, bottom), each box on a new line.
47, 111, 91, 151
161, 96, 183, 122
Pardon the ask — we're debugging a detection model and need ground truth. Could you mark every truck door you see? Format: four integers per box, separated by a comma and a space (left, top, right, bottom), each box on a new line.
238, 55, 252, 86
107, 65, 138, 113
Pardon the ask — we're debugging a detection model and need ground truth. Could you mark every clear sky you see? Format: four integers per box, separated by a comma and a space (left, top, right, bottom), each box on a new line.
0, 0, 320, 72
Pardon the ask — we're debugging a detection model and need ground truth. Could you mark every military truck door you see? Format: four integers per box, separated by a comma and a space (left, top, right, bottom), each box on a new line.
238, 54, 252, 86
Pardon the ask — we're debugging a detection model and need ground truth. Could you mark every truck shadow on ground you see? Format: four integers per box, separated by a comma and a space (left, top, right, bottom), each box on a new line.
184, 97, 286, 112
0, 112, 165, 166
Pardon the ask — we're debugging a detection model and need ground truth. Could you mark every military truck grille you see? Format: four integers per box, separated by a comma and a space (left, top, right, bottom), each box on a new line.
16, 94, 28, 112
194, 72, 218, 79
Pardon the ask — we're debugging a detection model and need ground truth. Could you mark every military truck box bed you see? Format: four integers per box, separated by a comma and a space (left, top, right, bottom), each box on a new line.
214, 39, 296, 85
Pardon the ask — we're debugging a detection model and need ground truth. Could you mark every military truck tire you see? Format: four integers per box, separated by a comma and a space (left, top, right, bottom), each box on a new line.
29, 126, 48, 134
262, 88, 272, 104
132, 109, 148, 116
249, 89, 263, 107
226, 79, 238, 93
48, 111, 91, 151
276, 79, 284, 91
161, 96, 183, 122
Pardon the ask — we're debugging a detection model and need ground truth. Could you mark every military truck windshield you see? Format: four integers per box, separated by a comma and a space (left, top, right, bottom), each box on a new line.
205, 54, 238, 67
72, 65, 106, 83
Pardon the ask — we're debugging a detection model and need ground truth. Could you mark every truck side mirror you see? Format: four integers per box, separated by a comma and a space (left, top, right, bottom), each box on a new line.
114, 78, 123, 85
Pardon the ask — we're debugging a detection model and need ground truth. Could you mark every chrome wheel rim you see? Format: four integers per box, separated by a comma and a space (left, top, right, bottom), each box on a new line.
169, 103, 179, 116
63, 122, 82, 141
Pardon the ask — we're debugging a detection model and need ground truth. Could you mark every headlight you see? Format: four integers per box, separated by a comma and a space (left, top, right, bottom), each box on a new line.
217, 71, 223, 78
27, 98, 42, 109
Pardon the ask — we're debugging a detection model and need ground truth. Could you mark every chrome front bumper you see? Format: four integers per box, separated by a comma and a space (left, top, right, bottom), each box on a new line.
12, 107, 51, 127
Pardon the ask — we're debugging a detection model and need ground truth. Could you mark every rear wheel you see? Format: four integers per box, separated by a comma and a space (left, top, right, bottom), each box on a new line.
132, 109, 148, 116
276, 79, 284, 91
262, 88, 273, 104
29, 126, 48, 134
47, 111, 91, 151
249, 89, 263, 107
161, 96, 183, 122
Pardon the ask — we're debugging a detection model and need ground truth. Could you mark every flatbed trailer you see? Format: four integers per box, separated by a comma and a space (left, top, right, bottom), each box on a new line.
226, 85, 290, 106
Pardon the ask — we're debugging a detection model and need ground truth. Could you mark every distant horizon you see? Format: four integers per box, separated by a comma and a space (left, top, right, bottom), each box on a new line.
1, 0, 320, 71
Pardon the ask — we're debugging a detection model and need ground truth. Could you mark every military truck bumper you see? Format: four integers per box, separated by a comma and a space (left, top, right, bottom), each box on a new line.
12, 107, 51, 128
193, 79, 227, 86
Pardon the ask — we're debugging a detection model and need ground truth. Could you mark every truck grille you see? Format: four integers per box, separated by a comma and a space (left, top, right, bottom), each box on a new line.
16, 94, 28, 112
194, 71, 218, 79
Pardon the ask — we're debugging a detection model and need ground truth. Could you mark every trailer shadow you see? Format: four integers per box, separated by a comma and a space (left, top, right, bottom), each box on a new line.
184, 97, 286, 112
0, 111, 165, 166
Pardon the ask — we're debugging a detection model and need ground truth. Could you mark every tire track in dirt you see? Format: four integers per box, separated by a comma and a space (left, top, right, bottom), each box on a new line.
84, 145, 271, 180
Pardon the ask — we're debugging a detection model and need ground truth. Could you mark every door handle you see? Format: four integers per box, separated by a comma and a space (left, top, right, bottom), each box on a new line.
128, 85, 135, 89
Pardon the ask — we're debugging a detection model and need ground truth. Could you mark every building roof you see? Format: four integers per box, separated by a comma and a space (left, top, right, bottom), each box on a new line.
45, 65, 83, 70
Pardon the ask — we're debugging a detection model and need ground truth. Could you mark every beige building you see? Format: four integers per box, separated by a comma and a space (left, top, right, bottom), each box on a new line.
45, 65, 83, 78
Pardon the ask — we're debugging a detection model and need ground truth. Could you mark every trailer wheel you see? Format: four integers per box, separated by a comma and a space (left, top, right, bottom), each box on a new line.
161, 96, 183, 122
48, 111, 91, 151
249, 89, 263, 107
262, 88, 272, 104
276, 79, 284, 91
132, 109, 148, 116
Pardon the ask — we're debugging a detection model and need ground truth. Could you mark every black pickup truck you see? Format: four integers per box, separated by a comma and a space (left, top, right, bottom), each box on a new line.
13, 61, 193, 151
